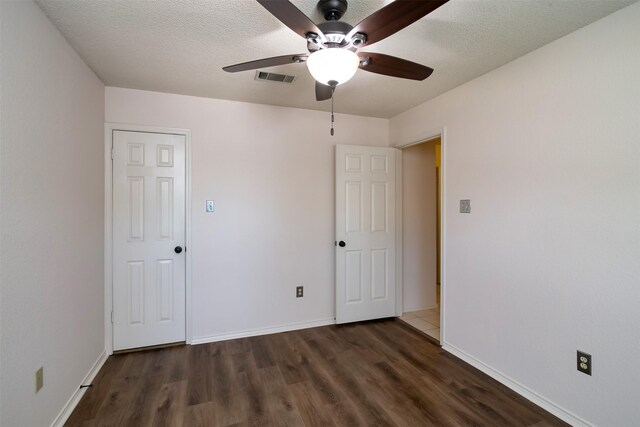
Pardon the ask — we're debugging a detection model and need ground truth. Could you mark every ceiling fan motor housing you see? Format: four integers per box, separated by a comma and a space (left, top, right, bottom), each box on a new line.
318, 21, 353, 43
308, 20, 354, 52
318, 0, 348, 21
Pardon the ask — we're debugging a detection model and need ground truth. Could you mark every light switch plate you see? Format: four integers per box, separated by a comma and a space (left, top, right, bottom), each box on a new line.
460, 199, 471, 213
206, 200, 214, 213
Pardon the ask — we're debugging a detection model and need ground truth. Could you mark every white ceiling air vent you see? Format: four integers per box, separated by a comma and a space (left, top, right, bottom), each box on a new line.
255, 71, 296, 84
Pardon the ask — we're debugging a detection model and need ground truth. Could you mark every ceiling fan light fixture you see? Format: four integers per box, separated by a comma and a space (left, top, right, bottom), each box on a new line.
306, 48, 359, 86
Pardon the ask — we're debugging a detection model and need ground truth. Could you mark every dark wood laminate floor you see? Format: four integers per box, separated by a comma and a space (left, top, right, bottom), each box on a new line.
66, 319, 567, 427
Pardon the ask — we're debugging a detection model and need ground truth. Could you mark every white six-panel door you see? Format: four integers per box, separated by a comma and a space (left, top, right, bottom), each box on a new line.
336, 145, 397, 324
112, 131, 186, 351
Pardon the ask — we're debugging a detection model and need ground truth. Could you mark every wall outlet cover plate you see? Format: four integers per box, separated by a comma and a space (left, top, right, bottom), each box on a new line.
460, 199, 471, 213
577, 350, 592, 375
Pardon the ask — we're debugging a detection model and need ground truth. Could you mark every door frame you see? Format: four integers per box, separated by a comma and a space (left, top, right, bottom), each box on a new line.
104, 123, 193, 355
394, 126, 447, 344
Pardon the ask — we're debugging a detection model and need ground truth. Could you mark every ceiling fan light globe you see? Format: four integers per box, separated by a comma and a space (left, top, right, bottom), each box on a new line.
307, 48, 359, 86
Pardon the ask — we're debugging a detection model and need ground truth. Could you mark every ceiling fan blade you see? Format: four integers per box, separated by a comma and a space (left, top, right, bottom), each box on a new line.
223, 54, 308, 73
358, 52, 433, 81
346, 0, 449, 47
256, 0, 325, 41
315, 82, 333, 101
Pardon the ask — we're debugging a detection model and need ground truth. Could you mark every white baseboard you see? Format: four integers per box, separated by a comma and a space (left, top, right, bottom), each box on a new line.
442, 342, 591, 427
50, 350, 108, 427
191, 317, 336, 345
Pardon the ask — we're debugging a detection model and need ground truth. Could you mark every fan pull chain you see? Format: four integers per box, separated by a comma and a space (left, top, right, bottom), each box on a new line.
331, 92, 335, 136
329, 82, 337, 136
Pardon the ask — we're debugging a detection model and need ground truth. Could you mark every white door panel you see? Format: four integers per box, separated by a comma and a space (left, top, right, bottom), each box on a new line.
112, 131, 186, 350
336, 145, 396, 324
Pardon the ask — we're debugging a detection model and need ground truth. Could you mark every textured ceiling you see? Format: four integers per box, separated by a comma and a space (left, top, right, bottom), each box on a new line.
37, 0, 635, 118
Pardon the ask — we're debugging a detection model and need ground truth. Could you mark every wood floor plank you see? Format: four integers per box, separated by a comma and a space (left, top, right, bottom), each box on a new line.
182, 402, 215, 427
267, 333, 308, 385
259, 366, 305, 426
64, 355, 128, 425
226, 337, 252, 355
288, 381, 337, 427
186, 343, 212, 406
287, 335, 365, 425
151, 380, 187, 427
232, 351, 270, 425
365, 323, 539, 426
250, 335, 276, 369
296, 338, 396, 426
355, 324, 483, 425
210, 342, 245, 426
66, 319, 568, 427
90, 352, 153, 427
165, 345, 189, 384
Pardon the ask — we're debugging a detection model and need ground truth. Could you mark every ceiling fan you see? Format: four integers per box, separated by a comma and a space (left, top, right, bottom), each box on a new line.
223, 0, 449, 102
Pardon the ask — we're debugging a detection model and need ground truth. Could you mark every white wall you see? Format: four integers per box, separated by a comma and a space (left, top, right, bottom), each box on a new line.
390, 3, 640, 425
402, 141, 437, 311
105, 87, 389, 342
0, 2, 105, 426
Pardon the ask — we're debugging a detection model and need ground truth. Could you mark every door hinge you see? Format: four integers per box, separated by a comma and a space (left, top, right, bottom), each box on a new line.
110, 311, 113, 324
110, 148, 114, 160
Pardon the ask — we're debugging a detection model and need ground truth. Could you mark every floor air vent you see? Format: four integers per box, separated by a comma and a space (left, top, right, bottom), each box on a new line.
255, 71, 296, 84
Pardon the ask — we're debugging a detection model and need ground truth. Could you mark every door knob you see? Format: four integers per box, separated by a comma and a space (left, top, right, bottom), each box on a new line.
174, 246, 183, 254
338, 241, 346, 247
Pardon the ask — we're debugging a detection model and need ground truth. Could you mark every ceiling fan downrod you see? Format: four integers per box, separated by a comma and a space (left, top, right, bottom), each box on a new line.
318, 0, 348, 21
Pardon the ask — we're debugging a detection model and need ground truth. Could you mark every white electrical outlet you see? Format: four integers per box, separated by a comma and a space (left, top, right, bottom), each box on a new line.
206, 200, 215, 212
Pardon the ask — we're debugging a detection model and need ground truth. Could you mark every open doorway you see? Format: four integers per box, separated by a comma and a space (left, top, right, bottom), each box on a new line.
398, 136, 441, 342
